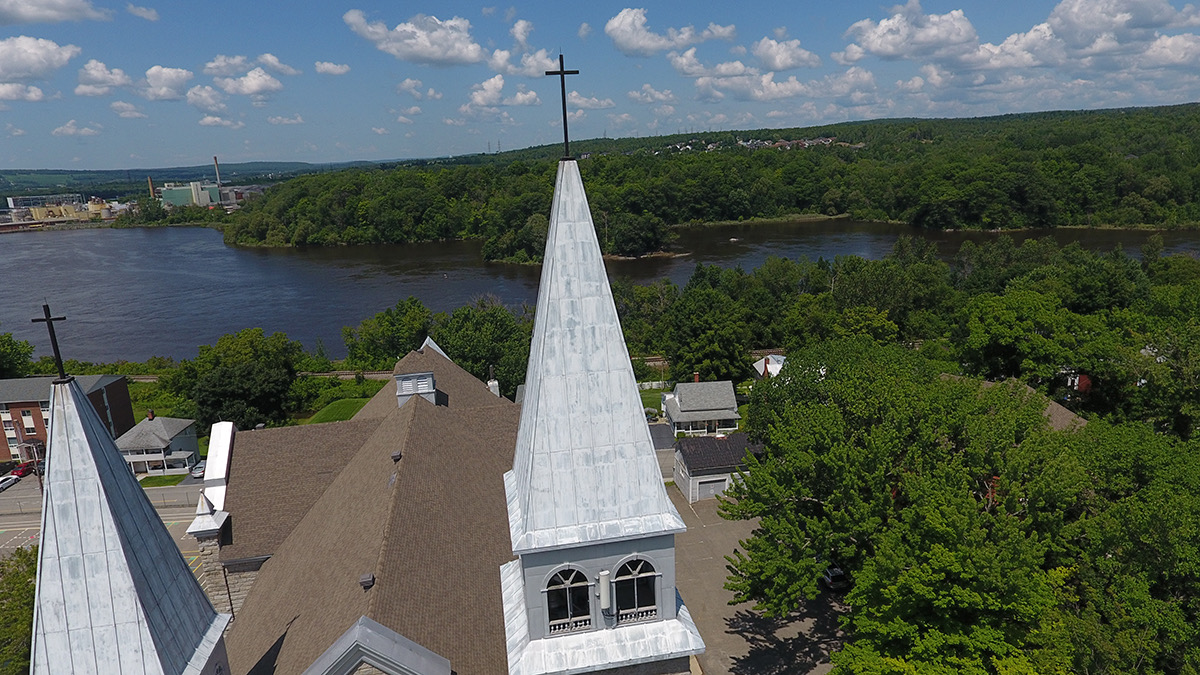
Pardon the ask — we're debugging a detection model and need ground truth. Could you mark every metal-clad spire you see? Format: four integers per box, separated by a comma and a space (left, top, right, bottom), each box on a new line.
505, 160, 685, 554
31, 379, 229, 675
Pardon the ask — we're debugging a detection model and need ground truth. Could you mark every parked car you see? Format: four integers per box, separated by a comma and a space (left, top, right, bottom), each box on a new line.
821, 564, 850, 591
11, 461, 36, 477
190, 461, 207, 479
0, 475, 19, 492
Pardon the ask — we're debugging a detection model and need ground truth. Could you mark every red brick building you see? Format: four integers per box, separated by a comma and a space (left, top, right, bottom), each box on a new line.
1, 374, 134, 461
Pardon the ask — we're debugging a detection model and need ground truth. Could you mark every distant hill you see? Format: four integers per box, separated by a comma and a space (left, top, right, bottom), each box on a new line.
0, 160, 379, 200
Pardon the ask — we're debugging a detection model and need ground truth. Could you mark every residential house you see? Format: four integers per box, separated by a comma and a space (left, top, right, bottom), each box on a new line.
752, 354, 786, 379
115, 411, 199, 475
662, 380, 740, 436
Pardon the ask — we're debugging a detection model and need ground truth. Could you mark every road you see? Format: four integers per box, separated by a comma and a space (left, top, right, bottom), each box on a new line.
0, 474, 209, 577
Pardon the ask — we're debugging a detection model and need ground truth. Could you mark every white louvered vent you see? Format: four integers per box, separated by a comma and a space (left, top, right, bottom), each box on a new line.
395, 371, 437, 408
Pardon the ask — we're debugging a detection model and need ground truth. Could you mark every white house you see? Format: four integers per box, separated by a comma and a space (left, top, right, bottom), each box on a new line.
662, 380, 740, 436
752, 354, 786, 379
115, 412, 199, 475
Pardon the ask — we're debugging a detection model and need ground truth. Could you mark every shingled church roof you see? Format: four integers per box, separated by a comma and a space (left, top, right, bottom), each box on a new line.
222, 347, 521, 675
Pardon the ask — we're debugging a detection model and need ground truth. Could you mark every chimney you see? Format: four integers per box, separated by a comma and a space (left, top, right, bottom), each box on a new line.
146, 409, 155, 420
487, 365, 500, 397
693, 372, 700, 383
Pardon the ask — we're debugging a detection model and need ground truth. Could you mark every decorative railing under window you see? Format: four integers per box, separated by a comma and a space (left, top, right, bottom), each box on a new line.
614, 559, 658, 624
546, 568, 591, 634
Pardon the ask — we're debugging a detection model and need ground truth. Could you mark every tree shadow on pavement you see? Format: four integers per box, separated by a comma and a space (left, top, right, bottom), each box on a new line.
725, 595, 846, 675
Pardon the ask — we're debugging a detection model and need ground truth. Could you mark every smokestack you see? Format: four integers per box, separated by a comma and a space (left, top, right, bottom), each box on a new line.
213, 156, 221, 187
147, 175, 154, 198
693, 372, 700, 383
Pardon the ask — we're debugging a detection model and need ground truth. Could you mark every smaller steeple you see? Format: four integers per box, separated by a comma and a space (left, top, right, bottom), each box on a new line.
32, 379, 230, 675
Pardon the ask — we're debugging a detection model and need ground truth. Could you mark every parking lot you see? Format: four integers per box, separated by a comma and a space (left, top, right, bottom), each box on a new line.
0, 473, 204, 577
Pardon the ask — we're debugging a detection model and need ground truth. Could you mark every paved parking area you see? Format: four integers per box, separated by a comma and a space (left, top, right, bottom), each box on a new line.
0, 511, 203, 578
671, 487, 844, 675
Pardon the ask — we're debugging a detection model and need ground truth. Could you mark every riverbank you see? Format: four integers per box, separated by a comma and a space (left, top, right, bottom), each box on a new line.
0, 220, 222, 235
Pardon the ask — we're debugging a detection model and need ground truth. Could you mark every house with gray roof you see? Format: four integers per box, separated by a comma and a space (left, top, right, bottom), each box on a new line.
115, 412, 199, 475
662, 380, 740, 436
673, 433, 763, 503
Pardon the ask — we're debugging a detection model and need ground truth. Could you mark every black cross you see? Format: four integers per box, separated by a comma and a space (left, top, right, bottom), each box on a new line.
545, 54, 579, 160
31, 304, 72, 383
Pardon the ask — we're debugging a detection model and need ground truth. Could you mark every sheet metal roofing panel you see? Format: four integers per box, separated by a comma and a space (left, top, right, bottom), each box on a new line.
32, 379, 229, 675
507, 160, 684, 554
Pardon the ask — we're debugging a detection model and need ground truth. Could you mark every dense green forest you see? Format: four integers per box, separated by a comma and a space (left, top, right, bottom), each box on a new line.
220, 104, 1200, 260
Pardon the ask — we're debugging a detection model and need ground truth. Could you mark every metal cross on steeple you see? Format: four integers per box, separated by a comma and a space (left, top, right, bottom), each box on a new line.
545, 54, 579, 160
32, 303, 72, 383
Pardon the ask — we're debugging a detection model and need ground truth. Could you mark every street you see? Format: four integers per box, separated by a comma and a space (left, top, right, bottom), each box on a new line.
0, 475, 206, 577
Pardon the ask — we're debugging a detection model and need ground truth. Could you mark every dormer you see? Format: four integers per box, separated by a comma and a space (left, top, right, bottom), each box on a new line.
396, 371, 436, 408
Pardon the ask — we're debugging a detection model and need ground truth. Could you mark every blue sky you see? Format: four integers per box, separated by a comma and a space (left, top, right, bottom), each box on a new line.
2, 0, 1200, 169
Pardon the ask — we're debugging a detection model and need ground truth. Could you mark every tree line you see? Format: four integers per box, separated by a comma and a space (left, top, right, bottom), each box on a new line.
217, 103, 1200, 260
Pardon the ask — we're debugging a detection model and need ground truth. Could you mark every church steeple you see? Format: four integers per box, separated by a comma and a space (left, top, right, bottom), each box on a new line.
500, 158, 703, 675
31, 378, 230, 674
505, 159, 686, 554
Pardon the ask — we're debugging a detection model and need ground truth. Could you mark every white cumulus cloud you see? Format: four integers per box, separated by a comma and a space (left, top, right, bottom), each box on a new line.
489, 48, 557, 77
204, 54, 250, 76
315, 61, 351, 75
628, 83, 677, 103
110, 100, 145, 118
214, 67, 283, 96
578, 22, 591, 38
752, 37, 820, 70
0, 0, 108, 24
267, 114, 304, 124
186, 85, 225, 112
605, 8, 735, 56
258, 53, 300, 76
0, 36, 80, 81
400, 105, 421, 115
140, 65, 192, 100
511, 18, 533, 48
0, 83, 43, 100
344, 10, 486, 64
372, 126, 389, 134
504, 88, 540, 105
52, 119, 100, 136
75, 59, 131, 96
199, 115, 243, 128
567, 91, 614, 109
126, 3, 157, 21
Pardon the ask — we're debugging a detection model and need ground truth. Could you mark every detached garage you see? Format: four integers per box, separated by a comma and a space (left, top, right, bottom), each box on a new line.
673, 433, 763, 503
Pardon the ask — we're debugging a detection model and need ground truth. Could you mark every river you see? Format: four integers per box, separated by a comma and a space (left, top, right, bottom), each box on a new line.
2, 221, 1198, 362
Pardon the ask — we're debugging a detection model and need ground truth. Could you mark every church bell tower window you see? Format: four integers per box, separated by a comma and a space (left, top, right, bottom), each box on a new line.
614, 559, 658, 623
546, 568, 591, 634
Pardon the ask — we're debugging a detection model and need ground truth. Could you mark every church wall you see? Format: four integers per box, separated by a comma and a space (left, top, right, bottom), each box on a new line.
520, 534, 677, 641
221, 559, 264, 616
195, 537, 229, 614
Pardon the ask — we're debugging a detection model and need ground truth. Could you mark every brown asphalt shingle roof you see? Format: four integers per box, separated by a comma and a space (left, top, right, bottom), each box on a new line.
219, 418, 384, 562
223, 348, 520, 675
676, 433, 763, 475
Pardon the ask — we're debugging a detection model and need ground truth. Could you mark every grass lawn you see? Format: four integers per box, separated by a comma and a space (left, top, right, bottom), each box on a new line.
639, 388, 667, 411
304, 398, 371, 424
139, 474, 186, 487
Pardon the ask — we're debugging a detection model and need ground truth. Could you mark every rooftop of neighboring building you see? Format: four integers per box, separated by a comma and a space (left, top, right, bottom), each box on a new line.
114, 415, 195, 452
0, 374, 124, 404
676, 433, 764, 474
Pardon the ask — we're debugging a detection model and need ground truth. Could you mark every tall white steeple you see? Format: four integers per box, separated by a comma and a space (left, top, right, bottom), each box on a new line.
32, 378, 230, 675
501, 160, 703, 675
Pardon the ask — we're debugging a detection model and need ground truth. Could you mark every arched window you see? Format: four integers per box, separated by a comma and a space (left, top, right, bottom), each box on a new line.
614, 559, 657, 622
546, 568, 591, 634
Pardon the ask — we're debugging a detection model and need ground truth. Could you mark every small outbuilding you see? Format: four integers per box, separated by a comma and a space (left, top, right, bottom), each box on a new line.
752, 354, 786, 379
115, 412, 199, 475
661, 380, 740, 436
673, 432, 763, 503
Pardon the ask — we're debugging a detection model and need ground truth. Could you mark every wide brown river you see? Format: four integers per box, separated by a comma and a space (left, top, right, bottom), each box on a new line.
2, 221, 1198, 362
